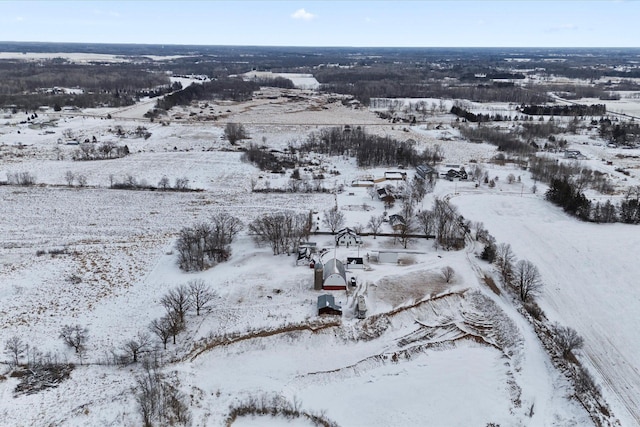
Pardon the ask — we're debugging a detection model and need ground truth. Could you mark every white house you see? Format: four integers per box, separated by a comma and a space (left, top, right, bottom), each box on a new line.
335, 227, 362, 247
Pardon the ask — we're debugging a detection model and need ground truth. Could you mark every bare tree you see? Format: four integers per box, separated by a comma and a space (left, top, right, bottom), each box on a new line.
64, 170, 75, 187
441, 266, 455, 283
368, 215, 384, 239
158, 176, 170, 190
123, 332, 152, 363
174, 177, 189, 191
161, 285, 191, 323
211, 212, 243, 246
149, 317, 172, 350
495, 243, 516, 285
166, 309, 184, 345
59, 324, 89, 354
513, 259, 543, 302
76, 174, 87, 187
416, 209, 436, 237
323, 206, 345, 233
188, 279, 216, 316
4, 336, 26, 367
249, 211, 311, 255
224, 122, 248, 145
554, 324, 584, 358
366, 186, 377, 200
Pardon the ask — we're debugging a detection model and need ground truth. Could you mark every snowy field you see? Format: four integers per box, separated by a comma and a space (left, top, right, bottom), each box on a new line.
1, 82, 639, 426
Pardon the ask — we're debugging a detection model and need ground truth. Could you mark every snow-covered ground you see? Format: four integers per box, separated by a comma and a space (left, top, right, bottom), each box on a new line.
1, 84, 638, 426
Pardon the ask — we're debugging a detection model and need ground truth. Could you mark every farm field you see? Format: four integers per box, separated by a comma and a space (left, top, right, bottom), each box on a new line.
2, 47, 640, 426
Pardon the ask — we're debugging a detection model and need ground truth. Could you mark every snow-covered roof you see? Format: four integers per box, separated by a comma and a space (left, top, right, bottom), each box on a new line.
323, 258, 346, 281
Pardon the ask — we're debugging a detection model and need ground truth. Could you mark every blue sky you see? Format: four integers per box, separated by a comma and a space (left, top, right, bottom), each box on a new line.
0, 1, 637, 47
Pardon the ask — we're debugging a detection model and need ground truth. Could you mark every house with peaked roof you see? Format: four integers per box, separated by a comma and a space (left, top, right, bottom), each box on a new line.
416, 164, 438, 181
388, 214, 406, 232
335, 227, 362, 247
317, 294, 342, 316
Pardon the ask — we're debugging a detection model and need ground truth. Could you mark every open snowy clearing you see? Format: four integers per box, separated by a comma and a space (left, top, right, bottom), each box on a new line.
1, 84, 638, 425
455, 193, 640, 426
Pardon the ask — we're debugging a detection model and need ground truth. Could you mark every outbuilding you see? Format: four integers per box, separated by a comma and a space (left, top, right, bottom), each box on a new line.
318, 294, 342, 316
322, 258, 347, 290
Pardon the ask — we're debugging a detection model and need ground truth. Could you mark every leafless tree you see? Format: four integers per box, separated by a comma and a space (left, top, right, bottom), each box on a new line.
249, 211, 311, 255
4, 336, 26, 367
161, 285, 191, 323
513, 259, 543, 302
188, 279, 216, 316
76, 174, 87, 187
553, 324, 584, 358
416, 209, 436, 237
211, 212, 243, 246
99, 141, 116, 158
224, 122, 248, 145
64, 170, 75, 187
174, 177, 189, 191
366, 186, 377, 200
149, 317, 172, 350
432, 198, 464, 249
59, 324, 89, 354
441, 266, 455, 283
123, 332, 152, 363
135, 361, 192, 427
368, 215, 384, 239
158, 176, 170, 190
166, 309, 184, 345
323, 206, 345, 233
495, 243, 516, 285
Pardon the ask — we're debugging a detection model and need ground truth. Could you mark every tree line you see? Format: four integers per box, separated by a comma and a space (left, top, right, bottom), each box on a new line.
546, 178, 640, 224
299, 126, 441, 167
155, 78, 259, 111
521, 104, 606, 116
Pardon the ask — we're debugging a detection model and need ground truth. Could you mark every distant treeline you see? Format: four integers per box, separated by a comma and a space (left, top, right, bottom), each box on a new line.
0, 58, 170, 109
155, 78, 259, 110
521, 104, 606, 116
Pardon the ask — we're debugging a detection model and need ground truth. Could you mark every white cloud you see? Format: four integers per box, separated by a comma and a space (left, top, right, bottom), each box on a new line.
15, 16, 24, 22
291, 8, 316, 21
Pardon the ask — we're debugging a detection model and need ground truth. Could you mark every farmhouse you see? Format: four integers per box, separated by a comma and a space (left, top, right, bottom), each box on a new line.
442, 165, 468, 181
388, 214, 406, 232
317, 294, 342, 316
335, 227, 362, 247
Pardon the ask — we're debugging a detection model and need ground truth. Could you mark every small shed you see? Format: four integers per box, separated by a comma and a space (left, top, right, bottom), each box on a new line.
346, 257, 364, 269
384, 171, 407, 181
318, 294, 342, 316
323, 258, 347, 290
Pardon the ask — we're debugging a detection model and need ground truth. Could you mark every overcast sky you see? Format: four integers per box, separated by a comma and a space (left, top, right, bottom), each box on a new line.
0, 1, 637, 48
